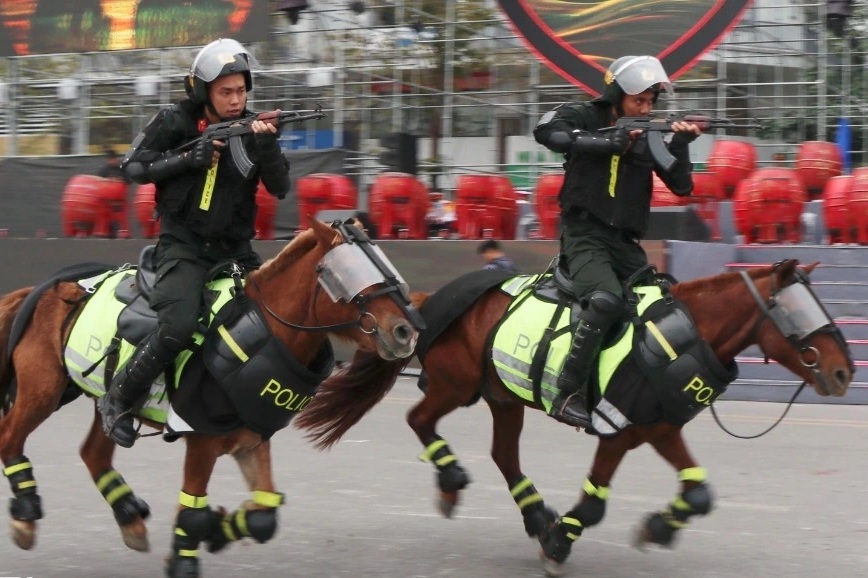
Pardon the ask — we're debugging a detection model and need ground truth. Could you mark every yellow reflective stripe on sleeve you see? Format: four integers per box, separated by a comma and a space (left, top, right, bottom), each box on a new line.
645, 320, 678, 361
679, 467, 707, 483
583, 478, 610, 500
218, 325, 249, 362
178, 491, 208, 509
252, 490, 285, 508
608, 156, 620, 197
3, 461, 33, 477
199, 164, 218, 210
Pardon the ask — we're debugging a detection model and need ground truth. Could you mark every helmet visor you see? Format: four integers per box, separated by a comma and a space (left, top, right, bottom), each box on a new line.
612, 56, 673, 96
191, 39, 259, 83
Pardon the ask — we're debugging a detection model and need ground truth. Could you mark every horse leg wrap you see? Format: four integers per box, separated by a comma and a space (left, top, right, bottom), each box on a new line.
509, 476, 557, 538
643, 482, 713, 547
420, 437, 471, 493
206, 490, 284, 553
168, 491, 213, 575
3, 456, 42, 521
95, 468, 151, 525
539, 514, 582, 564
573, 478, 609, 527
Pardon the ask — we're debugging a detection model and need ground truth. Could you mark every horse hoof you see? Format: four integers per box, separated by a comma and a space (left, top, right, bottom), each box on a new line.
633, 524, 651, 552
539, 549, 567, 577
165, 555, 200, 578
121, 525, 150, 552
437, 492, 459, 518
9, 519, 36, 550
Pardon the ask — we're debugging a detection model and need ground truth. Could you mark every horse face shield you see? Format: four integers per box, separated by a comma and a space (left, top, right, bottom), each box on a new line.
317, 243, 409, 304
767, 281, 834, 342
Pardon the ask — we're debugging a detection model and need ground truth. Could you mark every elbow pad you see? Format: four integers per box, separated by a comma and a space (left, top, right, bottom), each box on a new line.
145, 152, 193, 183
542, 131, 573, 154
571, 130, 626, 155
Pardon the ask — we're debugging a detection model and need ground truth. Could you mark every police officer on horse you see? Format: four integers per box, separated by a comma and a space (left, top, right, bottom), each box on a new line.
533, 56, 701, 428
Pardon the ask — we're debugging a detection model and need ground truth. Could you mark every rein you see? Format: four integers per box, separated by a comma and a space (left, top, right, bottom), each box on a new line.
248, 274, 376, 334
709, 380, 807, 440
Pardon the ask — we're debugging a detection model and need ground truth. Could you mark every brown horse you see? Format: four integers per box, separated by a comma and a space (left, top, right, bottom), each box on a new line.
295, 259, 853, 576
0, 219, 421, 578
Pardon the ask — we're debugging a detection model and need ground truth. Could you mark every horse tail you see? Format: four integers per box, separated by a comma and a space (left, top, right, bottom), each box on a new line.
295, 348, 412, 450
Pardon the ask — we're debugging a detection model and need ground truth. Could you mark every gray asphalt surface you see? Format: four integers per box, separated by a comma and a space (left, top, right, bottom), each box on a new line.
1, 377, 867, 578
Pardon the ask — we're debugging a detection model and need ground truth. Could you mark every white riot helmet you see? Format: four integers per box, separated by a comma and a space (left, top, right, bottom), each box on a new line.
184, 38, 257, 105
598, 55, 673, 105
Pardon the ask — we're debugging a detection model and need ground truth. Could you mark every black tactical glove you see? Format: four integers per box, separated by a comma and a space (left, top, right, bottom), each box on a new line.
186, 138, 215, 169
671, 130, 699, 146
608, 127, 632, 155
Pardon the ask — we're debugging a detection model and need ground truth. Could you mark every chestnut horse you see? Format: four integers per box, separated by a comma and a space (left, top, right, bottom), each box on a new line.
0, 219, 421, 578
296, 259, 853, 576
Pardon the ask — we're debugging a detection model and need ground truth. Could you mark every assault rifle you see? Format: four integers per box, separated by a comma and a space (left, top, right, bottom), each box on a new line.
600, 113, 761, 171
175, 106, 326, 177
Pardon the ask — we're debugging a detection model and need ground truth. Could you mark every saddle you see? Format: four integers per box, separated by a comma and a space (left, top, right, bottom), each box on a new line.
112, 245, 241, 347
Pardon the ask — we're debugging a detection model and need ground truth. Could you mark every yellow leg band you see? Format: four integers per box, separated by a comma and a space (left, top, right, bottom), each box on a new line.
3, 461, 32, 477
510, 477, 534, 497
178, 491, 208, 509
679, 467, 707, 483
253, 490, 285, 508
583, 478, 610, 500
419, 439, 448, 462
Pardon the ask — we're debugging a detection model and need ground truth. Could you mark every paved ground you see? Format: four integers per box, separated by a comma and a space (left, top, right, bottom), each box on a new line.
1, 377, 867, 578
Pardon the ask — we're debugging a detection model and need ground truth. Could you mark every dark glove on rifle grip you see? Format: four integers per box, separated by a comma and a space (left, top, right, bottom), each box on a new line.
608, 127, 631, 155
670, 130, 699, 146
187, 138, 215, 169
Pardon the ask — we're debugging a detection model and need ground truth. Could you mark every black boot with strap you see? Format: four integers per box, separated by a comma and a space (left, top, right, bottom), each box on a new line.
550, 290, 623, 428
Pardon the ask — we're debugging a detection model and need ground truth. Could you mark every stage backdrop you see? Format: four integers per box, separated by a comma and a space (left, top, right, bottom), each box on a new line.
0, 0, 270, 56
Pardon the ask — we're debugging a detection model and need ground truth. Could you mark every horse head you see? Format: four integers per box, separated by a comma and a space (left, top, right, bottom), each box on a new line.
249, 217, 421, 362
680, 259, 853, 398
744, 260, 853, 397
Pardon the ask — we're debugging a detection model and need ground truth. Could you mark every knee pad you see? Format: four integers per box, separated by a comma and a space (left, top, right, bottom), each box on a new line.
681, 483, 713, 516
586, 291, 623, 316
154, 325, 194, 356
176, 507, 216, 542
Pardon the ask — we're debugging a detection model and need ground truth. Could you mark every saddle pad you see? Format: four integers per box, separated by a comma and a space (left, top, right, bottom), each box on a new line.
64, 270, 237, 424
492, 278, 666, 436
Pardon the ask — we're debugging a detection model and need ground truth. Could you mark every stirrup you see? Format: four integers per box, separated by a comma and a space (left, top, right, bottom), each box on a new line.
99, 397, 139, 448
551, 394, 592, 429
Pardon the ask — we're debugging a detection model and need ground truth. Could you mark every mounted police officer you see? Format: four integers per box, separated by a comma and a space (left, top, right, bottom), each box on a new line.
533, 55, 701, 429
99, 38, 290, 447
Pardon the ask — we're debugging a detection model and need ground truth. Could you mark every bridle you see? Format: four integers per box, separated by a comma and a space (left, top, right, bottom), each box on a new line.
249, 221, 424, 335
711, 262, 852, 439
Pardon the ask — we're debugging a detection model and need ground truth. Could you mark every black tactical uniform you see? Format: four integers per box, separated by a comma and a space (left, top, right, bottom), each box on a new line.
533, 55, 696, 429
99, 39, 290, 447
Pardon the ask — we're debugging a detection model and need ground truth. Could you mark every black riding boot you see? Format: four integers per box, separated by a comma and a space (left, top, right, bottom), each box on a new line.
99, 335, 174, 448
550, 291, 623, 429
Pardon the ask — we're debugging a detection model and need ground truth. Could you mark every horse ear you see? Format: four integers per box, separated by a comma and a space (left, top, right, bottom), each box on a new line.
802, 261, 820, 275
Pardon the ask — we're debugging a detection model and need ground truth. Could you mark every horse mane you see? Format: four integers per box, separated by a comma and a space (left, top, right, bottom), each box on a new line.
671, 265, 771, 298
250, 228, 319, 286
